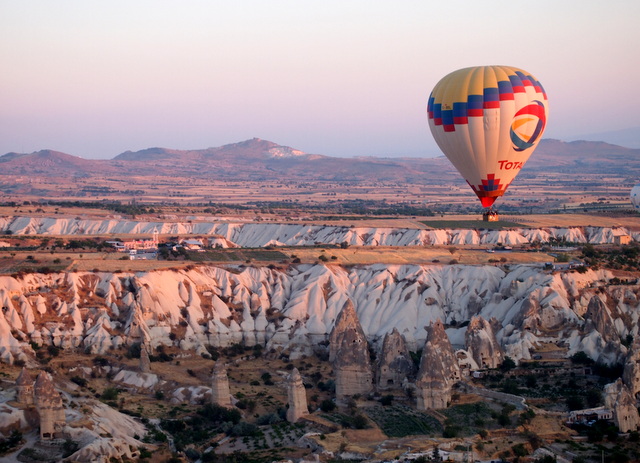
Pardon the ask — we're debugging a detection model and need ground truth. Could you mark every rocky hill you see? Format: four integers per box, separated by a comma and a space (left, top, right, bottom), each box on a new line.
1, 138, 638, 182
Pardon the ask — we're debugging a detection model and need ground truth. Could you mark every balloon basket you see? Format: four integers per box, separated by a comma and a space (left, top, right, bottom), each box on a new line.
483, 210, 499, 222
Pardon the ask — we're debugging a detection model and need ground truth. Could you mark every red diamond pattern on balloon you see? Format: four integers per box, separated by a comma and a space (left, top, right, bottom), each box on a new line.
467, 174, 504, 193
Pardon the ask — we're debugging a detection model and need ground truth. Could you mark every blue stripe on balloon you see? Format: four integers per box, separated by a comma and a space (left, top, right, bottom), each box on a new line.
483, 87, 499, 101
498, 80, 513, 96
453, 102, 467, 118
467, 95, 483, 109
442, 109, 454, 126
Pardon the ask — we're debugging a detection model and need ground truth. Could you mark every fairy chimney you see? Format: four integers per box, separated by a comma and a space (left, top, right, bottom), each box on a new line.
623, 337, 640, 399
329, 300, 373, 402
415, 321, 460, 410
139, 342, 151, 373
211, 362, 232, 408
464, 316, 504, 370
286, 368, 309, 423
34, 372, 66, 440
604, 379, 640, 433
377, 328, 416, 390
15, 367, 34, 405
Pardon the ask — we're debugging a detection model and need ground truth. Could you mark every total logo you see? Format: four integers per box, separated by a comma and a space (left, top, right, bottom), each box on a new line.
510, 100, 546, 152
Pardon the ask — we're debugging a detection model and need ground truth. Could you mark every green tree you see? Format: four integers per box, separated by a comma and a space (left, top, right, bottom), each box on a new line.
500, 356, 516, 371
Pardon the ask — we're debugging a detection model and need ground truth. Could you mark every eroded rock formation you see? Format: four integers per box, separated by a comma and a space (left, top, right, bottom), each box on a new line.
584, 295, 617, 343
286, 368, 309, 423
416, 321, 460, 410
376, 328, 416, 390
0, 263, 636, 371
139, 342, 151, 373
623, 337, 640, 399
15, 367, 34, 405
211, 362, 231, 408
464, 316, 504, 369
604, 379, 640, 433
330, 300, 373, 402
34, 372, 66, 440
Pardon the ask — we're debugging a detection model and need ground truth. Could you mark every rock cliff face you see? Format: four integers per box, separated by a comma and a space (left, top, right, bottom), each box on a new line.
415, 321, 460, 410
584, 295, 618, 343
286, 368, 309, 423
376, 328, 416, 390
0, 264, 637, 369
330, 300, 373, 402
604, 379, 640, 432
464, 316, 504, 369
623, 338, 640, 398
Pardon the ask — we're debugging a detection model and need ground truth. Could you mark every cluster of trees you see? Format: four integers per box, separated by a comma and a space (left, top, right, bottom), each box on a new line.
581, 243, 640, 271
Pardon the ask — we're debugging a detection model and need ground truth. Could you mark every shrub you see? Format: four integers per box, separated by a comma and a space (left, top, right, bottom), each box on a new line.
101, 387, 119, 401
352, 414, 368, 429
229, 422, 258, 437
443, 425, 459, 438
320, 399, 336, 412
71, 376, 88, 387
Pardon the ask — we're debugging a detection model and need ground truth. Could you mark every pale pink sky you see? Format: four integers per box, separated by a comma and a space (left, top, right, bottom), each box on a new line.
1, 1, 638, 159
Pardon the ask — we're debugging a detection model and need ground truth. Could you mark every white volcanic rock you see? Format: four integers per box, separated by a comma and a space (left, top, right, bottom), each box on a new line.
65, 400, 149, 463
0, 303, 25, 365
172, 385, 211, 404
0, 263, 635, 370
584, 295, 618, 343
0, 402, 31, 437
0, 216, 637, 247
112, 369, 159, 389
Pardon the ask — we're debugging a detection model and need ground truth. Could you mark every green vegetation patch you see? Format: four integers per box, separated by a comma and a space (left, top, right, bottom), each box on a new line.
420, 220, 529, 230
441, 401, 517, 436
364, 404, 442, 437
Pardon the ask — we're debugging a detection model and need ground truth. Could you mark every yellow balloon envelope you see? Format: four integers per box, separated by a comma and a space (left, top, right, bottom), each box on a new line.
427, 65, 548, 208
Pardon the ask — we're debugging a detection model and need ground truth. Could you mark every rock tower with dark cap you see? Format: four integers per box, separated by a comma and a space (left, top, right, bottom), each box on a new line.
286, 368, 309, 423
15, 367, 34, 405
211, 361, 231, 407
34, 372, 66, 439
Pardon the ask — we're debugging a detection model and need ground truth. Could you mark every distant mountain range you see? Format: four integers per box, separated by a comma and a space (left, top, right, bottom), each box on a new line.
0, 137, 638, 183
568, 127, 640, 149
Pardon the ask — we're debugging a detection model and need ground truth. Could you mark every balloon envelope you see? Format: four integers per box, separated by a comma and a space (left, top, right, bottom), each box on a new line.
427, 65, 548, 208
631, 184, 640, 211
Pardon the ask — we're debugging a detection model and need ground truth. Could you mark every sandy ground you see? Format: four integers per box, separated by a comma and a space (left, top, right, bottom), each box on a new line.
291, 246, 552, 266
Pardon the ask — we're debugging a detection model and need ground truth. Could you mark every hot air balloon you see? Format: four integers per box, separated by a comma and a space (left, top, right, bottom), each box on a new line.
427, 66, 548, 219
631, 184, 640, 211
